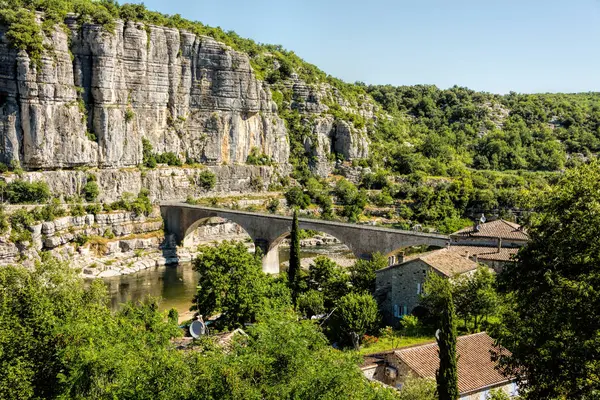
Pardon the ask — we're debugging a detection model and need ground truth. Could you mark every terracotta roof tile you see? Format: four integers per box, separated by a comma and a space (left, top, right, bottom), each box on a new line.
406, 248, 479, 277
453, 220, 528, 241
394, 332, 512, 394
449, 245, 519, 262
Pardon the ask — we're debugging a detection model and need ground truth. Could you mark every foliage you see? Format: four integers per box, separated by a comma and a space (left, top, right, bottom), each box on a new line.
396, 377, 437, 400
296, 289, 325, 319
197, 169, 216, 190
349, 252, 387, 294
487, 389, 511, 400
288, 209, 301, 304
102, 190, 153, 216
284, 186, 311, 209
453, 267, 498, 331
331, 292, 380, 348
82, 177, 99, 202
191, 241, 290, 329
246, 146, 273, 166
494, 161, 600, 399
265, 197, 279, 213
142, 138, 182, 167
306, 256, 350, 309
4, 180, 51, 204
435, 277, 459, 400
0, 9, 44, 69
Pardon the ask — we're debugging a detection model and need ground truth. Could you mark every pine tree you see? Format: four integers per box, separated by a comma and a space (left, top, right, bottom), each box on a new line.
288, 209, 301, 303
436, 280, 459, 400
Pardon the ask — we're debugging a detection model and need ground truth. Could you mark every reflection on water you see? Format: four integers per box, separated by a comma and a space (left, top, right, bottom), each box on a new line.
101, 244, 355, 315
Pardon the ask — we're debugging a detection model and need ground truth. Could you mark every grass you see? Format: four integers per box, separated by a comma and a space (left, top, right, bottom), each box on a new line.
358, 335, 435, 355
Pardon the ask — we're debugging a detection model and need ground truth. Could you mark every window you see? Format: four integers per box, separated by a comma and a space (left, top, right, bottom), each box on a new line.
403, 305, 408, 316
417, 283, 422, 294
393, 304, 399, 318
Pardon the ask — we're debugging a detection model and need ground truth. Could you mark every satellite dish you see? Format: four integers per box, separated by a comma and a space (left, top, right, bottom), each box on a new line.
435, 329, 441, 341
189, 320, 207, 338
480, 213, 487, 223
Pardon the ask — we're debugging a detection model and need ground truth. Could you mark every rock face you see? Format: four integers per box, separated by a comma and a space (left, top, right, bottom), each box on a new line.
0, 18, 289, 169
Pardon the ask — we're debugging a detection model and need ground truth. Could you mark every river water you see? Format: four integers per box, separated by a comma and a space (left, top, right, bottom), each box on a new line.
102, 244, 354, 315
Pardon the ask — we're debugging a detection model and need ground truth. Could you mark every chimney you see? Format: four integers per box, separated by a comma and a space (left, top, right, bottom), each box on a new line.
497, 237, 502, 253
398, 252, 405, 264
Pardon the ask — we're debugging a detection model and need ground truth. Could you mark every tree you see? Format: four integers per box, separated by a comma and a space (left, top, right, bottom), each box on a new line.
307, 256, 350, 308
435, 278, 459, 400
453, 267, 498, 331
495, 161, 600, 399
288, 209, 301, 304
296, 290, 325, 318
191, 241, 276, 329
397, 377, 436, 400
284, 186, 311, 209
349, 252, 387, 294
331, 292, 379, 348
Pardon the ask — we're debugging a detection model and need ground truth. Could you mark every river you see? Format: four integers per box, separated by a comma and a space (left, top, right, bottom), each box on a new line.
101, 244, 355, 315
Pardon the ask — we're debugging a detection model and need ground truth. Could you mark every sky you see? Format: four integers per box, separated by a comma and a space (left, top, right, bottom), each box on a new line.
135, 0, 600, 94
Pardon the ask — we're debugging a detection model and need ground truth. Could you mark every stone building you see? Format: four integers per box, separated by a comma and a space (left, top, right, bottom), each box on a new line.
449, 219, 529, 272
361, 332, 519, 399
375, 248, 479, 324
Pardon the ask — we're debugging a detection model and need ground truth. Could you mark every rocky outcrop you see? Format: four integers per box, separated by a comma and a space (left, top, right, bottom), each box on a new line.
0, 18, 289, 169
1, 164, 275, 202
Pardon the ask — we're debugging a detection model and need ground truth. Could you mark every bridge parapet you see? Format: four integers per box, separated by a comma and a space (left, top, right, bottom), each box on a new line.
160, 203, 450, 273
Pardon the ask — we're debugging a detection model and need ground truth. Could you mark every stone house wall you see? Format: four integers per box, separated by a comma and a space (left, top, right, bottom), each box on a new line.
376, 260, 441, 326
450, 235, 527, 248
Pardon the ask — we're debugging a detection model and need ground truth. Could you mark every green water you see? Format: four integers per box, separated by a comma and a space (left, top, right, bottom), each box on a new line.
102, 244, 354, 315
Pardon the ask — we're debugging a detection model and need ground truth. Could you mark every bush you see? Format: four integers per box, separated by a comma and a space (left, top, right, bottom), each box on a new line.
70, 204, 86, 217
197, 170, 216, 190
297, 290, 325, 319
34, 199, 66, 221
284, 186, 311, 209
5, 180, 51, 204
266, 198, 279, 213
9, 208, 35, 243
155, 152, 182, 166
82, 180, 99, 202
125, 108, 135, 122
85, 204, 103, 215
330, 292, 380, 348
246, 147, 273, 166
250, 176, 263, 191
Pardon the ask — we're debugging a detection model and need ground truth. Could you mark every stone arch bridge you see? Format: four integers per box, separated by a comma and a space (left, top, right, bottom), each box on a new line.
160, 202, 450, 273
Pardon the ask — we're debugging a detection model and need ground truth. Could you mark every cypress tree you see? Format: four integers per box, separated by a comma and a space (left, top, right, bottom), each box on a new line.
288, 209, 301, 303
436, 281, 459, 400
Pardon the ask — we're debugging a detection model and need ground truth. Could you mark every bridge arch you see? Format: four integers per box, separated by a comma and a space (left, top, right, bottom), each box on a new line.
160, 203, 450, 274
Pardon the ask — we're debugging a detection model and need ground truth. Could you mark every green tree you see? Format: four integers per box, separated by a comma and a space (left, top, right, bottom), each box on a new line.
397, 377, 437, 400
435, 278, 459, 400
191, 241, 283, 329
307, 256, 350, 308
296, 289, 325, 318
288, 209, 301, 304
495, 161, 600, 399
453, 267, 498, 331
349, 252, 387, 294
331, 292, 379, 348
284, 186, 311, 209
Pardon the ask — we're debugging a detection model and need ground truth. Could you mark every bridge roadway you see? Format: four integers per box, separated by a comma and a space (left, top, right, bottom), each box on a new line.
160, 202, 450, 274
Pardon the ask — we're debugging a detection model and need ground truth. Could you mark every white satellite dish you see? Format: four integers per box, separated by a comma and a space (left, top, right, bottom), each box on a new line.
435, 329, 441, 341
189, 320, 207, 338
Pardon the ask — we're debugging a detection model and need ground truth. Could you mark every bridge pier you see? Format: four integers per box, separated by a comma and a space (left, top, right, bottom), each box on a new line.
254, 239, 280, 274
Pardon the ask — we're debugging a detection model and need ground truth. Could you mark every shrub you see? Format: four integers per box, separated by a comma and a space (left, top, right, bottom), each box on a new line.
9, 208, 35, 243
34, 199, 66, 221
85, 204, 103, 215
284, 186, 311, 209
198, 170, 216, 190
297, 290, 325, 319
82, 180, 100, 202
155, 152, 182, 166
70, 204, 87, 217
266, 198, 279, 213
246, 147, 273, 166
6, 180, 51, 204
125, 108, 135, 122
250, 176, 263, 191
0, 206, 8, 234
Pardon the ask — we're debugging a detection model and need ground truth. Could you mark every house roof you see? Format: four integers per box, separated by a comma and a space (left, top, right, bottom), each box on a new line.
452, 219, 528, 241
403, 248, 479, 277
449, 245, 519, 262
394, 332, 512, 395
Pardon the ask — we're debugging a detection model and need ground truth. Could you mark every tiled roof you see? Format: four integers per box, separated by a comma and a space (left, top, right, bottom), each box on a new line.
452, 219, 528, 241
449, 245, 519, 262
404, 248, 479, 277
394, 332, 512, 394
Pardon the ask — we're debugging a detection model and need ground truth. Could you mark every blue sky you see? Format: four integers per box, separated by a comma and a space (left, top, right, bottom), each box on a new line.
136, 0, 600, 94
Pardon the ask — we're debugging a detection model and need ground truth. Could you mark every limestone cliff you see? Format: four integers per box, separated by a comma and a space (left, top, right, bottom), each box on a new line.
0, 17, 289, 169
